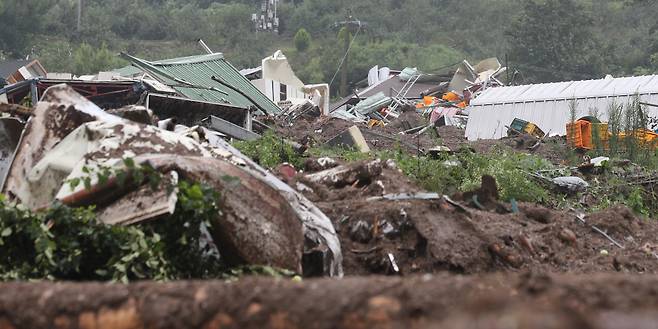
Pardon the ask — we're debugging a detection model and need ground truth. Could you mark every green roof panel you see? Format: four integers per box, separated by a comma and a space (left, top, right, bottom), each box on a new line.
124, 53, 280, 115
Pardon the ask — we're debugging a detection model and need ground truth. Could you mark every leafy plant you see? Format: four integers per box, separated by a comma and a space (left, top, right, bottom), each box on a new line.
0, 179, 223, 282
234, 131, 304, 169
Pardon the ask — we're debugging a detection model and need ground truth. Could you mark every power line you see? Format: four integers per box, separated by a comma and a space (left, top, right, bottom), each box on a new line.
329, 17, 363, 90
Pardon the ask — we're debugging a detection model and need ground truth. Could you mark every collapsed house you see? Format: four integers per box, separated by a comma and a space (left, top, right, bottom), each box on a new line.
0, 59, 47, 87
0, 78, 145, 107
328, 58, 506, 128
465, 74, 658, 140
330, 66, 450, 113
0, 50, 284, 141
121, 52, 280, 115
241, 50, 330, 115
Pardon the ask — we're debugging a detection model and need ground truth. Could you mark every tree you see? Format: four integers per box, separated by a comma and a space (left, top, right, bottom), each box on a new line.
73, 43, 123, 75
294, 28, 311, 52
0, 0, 53, 57
506, 0, 606, 83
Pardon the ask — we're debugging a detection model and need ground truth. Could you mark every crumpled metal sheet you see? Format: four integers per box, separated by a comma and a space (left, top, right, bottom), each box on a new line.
2, 84, 342, 276
2, 84, 122, 207
0, 117, 24, 189
95, 171, 179, 226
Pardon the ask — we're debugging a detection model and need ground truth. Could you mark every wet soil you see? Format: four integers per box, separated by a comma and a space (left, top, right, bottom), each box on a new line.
288, 157, 658, 277
436, 125, 571, 164
277, 114, 571, 164
275, 116, 438, 154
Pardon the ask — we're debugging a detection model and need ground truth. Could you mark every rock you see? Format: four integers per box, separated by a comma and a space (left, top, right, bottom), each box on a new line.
558, 228, 577, 245
350, 220, 373, 243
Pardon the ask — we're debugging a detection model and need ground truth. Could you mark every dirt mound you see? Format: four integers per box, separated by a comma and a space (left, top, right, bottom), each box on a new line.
291, 162, 658, 276
275, 116, 438, 153
274, 116, 355, 145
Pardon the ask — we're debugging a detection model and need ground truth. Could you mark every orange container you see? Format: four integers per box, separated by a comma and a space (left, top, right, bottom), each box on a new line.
566, 120, 593, 149
423, 96, 434, 106
442, 92, 460, 102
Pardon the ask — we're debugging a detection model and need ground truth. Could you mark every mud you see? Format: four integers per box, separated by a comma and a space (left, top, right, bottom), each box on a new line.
436, 125, 570, 164
275, 116, 438, 154
278, 115, 570, 164
3, 273, 658, 329
286, 158, 658, 276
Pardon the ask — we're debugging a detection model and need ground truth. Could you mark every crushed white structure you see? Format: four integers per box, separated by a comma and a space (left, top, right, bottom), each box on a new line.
242, 50, 330, 115
465, 75, 658, 140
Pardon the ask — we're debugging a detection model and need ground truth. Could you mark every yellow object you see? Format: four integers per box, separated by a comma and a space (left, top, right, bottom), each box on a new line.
566, 120, 593, 149
456, 101, 467, 109
567, 121, 610, 150
523, 123, 546, 139
368, 119, 385, 128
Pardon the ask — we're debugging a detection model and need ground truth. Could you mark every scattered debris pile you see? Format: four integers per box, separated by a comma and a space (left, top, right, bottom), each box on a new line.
0, 84, 343, 277
329, 58, 505, 130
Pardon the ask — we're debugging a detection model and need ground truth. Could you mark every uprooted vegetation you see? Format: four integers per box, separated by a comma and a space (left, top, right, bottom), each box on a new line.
235, 129, 658, 215
0, 177, 224, 282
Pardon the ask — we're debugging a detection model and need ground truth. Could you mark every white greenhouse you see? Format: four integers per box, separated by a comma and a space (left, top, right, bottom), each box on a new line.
465, 75, 658, 140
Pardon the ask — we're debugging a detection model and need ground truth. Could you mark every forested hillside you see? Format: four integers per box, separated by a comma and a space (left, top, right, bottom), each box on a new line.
1, 0, 658, 96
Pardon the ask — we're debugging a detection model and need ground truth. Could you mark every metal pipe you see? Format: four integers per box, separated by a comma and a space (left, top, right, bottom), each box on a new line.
197, 39, 214, 54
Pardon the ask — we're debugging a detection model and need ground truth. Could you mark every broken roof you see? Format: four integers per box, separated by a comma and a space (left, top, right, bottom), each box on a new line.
0, 59, 31, 79
123, 53, 280, 115
330, 75, 443, 112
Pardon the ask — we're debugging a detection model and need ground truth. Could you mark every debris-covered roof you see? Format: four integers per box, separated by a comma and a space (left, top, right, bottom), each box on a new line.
123, 53, 280, 115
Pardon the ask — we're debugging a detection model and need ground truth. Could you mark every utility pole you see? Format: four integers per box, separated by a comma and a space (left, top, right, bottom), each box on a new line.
77, 0, 83, 33
333, 14, 366, 97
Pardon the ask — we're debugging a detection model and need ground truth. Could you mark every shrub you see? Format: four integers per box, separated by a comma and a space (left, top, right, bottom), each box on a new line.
294, 28, 311, 52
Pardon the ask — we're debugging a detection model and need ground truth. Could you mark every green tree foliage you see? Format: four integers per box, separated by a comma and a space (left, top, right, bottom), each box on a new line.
294, 28, 311, 52
0, 179, 222, 282
3, 0, 658, 90
73, 43, 124, 75
0, 0, 53, 56
506, 0, 607, 82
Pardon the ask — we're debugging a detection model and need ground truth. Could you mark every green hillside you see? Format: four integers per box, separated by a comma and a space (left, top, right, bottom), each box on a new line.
1, 0, 657, 96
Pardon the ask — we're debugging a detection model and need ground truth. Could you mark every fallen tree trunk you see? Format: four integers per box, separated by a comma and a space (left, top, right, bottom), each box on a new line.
2, 274, 658, 329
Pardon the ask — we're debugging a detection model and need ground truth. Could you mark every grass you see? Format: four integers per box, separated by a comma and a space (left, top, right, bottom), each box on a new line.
234, 130, 658, 217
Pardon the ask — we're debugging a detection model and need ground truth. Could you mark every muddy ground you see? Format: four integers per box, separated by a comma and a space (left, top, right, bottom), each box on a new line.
1, 112, 654, 328
333, 200, 658, 275
276, 115, 572, 165
275, 115, 439, 154
3, 273, 658, 329
289, 161, 658, 276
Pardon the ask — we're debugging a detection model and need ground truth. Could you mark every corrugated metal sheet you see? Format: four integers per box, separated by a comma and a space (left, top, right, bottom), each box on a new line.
125, 53, 280, 115
466, 75, 658, 140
